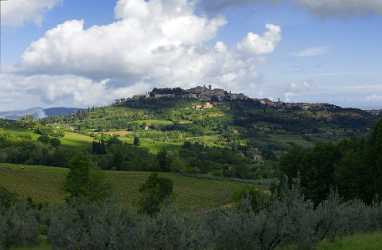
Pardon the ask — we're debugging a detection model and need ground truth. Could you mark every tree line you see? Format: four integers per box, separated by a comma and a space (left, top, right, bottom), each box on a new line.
280, 120, 382, 205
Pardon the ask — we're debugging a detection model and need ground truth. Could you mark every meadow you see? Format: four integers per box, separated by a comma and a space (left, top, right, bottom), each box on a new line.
0, 163, 252, 210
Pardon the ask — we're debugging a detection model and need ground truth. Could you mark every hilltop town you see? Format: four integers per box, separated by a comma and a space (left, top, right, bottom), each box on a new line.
113, 85, 365, 114
114, 85, 248, 104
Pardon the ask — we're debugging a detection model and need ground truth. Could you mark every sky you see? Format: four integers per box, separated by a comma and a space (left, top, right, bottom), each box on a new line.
0, 0, 381, 111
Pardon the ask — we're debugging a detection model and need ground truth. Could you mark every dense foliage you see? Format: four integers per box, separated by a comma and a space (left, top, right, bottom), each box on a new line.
280, 120, 382, 204
2, 181, 382, 250
0, 131, 73, 167
0, 189, 39, 250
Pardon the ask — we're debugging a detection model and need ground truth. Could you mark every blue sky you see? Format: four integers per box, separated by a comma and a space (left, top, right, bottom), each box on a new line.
1, 0, 382, 110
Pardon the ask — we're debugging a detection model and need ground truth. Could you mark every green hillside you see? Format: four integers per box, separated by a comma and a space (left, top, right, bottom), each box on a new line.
0, 163, 252, 210
46, 93, 378, 157
1, 88, 379, 181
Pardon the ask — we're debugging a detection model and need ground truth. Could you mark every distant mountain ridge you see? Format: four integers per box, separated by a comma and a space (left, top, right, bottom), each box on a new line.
0, 107, 83, 120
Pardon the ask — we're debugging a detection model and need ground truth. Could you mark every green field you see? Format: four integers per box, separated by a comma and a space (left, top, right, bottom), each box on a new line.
60, 131, 93, 147
282, 232, 382, 250
0, 163, 251, 210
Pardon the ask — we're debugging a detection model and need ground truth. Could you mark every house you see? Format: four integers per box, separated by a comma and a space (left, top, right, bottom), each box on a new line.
193, 102, 214, 110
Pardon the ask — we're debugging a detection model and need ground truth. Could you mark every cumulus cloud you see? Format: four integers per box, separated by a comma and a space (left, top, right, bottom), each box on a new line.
2, 0, 61, 26
237, 24, 282, 55
0, 74, 107, 110
296, 0, 382, 16
294, 46, 329, 57
13, 0, 282, 108
0, 72, 156, 111
21, 0, 226, 80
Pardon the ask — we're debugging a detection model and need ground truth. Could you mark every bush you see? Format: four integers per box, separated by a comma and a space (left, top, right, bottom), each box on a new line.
0, 187, 17, 209
48, 201, 136, 250
233, 187, 270, 213
14, 178, 382, 250
0, 202, 39, 250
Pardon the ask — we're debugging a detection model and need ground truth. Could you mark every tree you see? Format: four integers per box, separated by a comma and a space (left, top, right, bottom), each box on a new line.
133, 136, 140, 146
37, 135, 50, 144
157, 149, 171, 172
138, 173, 173, 216
64, 155, 110, 202
49, 137, 61, 147
280, 143, 342, 204
363, 120, 382, 203
280, 119, 382, 204
92, 140, 106, 155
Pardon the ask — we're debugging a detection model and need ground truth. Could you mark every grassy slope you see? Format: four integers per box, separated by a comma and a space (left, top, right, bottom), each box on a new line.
0, 163, 251, 210
317, 232, 382, 250
282, 232, 382, 250
61, 131, 93, 148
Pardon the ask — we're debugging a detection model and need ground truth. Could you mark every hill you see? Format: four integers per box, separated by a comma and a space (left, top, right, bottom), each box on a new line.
0, 107, 82, 120
47, 86, 379, 158
0, 86, 380, 181
0, 163, 252, 210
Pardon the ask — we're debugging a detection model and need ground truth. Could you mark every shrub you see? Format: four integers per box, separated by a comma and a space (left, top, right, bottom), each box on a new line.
0, 187, 17, 209
0, 202, 39, 250
233, 187, 271, 213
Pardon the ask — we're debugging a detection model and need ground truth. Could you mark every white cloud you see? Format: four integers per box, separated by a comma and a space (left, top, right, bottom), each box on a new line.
283, 81, 312, 101
21, 0, 227, 80
294, 46, 329, 57
0, 72, 155, 111
0, 74, 107, 110
296, 0, 382, 16
11, 0, 283, 108
237, 24, 282, 55
2, 0, 61, 27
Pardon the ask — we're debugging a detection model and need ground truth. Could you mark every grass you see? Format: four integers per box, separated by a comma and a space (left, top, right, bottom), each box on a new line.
60, 131, 93, 148
317, 232, 382, 250
11, 241, 50, 250
281, 232, 382, 250
0, 163, 252, 211
0, 127, 38, 140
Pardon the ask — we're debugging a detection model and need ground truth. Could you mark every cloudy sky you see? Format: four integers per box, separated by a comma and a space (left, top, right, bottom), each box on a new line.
1, 0, 381, 111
